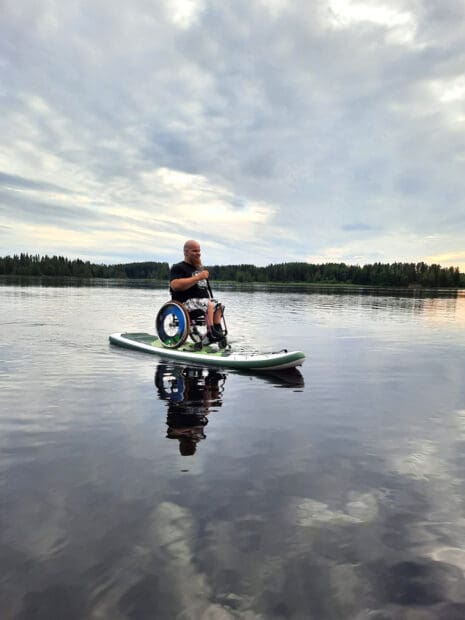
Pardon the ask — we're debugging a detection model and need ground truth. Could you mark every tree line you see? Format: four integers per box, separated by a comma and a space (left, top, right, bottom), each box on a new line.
209, 261, 465, 287
0, 253, 170, 280
1, 253, 464, 287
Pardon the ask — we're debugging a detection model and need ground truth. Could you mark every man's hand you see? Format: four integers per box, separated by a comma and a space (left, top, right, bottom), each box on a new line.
197, 269, 209, 281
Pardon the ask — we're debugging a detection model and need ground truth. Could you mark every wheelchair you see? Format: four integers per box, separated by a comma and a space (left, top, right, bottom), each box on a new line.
155, 300, 228, 350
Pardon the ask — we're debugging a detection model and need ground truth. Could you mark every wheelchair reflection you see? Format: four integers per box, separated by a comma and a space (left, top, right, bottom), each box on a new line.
155, 363, 226, 456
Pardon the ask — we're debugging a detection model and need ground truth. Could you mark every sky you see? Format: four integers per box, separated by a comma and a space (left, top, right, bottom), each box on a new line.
1, 0, 465, 269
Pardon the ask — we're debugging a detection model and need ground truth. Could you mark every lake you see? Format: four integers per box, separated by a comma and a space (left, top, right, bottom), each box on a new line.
1, 282, 465, 619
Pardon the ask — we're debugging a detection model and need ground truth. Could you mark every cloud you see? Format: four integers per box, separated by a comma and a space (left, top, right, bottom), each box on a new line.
0, 0, 464, 267
0, 171, 74, 194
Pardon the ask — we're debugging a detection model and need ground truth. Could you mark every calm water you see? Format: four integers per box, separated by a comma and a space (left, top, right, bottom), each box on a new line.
1, 283, 465, 619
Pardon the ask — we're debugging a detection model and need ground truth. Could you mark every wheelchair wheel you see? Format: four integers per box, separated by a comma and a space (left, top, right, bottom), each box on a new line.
156, 302, 190, 348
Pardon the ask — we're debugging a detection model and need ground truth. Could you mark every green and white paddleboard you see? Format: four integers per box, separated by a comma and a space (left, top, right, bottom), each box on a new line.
109, 332, 305, 371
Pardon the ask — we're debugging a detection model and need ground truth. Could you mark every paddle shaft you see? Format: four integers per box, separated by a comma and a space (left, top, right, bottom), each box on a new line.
200, 263, 214, 299
205, 275, 227, 331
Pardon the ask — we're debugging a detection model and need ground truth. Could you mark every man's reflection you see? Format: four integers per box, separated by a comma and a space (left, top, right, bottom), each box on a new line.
155, 363, 226, 456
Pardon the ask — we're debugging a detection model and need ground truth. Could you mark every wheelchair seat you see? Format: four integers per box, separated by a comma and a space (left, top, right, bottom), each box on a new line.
187, 308, 206, 323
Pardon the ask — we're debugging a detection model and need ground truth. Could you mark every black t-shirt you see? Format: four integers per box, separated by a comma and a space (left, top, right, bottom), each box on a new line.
169, 261, 209, 302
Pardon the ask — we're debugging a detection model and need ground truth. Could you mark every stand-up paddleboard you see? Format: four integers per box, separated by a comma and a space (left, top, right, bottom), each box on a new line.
109, 332, 305, 371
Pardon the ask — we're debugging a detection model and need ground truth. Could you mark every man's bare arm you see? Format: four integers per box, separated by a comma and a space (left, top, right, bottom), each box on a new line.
171, 269, 209, 291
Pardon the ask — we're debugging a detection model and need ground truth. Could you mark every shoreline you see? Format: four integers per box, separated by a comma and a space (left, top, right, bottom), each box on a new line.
1, 274, 464, 293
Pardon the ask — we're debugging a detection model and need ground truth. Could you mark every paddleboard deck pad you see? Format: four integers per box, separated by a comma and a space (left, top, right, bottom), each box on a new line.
109, 332, 305, 371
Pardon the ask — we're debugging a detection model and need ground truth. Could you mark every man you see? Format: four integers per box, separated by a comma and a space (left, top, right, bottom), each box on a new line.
170, 240, 224, 341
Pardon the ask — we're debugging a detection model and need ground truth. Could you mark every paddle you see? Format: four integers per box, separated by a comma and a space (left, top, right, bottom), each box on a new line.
206, 278, 214, 299
206, 276, 228, 339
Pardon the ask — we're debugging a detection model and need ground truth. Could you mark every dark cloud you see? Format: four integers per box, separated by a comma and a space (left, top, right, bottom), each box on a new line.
0, 189, 101, 228
0, 171, 73, 194
342, 223, 378, 232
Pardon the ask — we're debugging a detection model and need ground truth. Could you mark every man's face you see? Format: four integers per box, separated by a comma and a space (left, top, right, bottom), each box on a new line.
184, 243, 202, 267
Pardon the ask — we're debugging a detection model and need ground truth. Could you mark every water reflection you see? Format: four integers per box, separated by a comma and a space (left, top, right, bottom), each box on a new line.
155, 364, 226, 455
154, 363, 305, 455
257, 367, 305, 388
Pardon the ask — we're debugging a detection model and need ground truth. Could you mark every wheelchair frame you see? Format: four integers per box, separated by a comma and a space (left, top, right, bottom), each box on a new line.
155, 300, 228, 350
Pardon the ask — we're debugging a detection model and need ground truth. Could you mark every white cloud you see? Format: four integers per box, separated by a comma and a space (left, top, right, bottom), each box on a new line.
431, 76, 465, 104
328, 0, 418, 43
165, 0, 205, 29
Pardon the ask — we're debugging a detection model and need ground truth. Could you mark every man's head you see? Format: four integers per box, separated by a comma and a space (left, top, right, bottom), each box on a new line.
183, 240, 202, 268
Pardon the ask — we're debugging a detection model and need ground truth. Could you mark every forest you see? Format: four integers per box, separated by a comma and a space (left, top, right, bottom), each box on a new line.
1, 253, 464, 287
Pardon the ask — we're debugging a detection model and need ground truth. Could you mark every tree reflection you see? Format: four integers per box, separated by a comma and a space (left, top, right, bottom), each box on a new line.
155, 364, 226, 456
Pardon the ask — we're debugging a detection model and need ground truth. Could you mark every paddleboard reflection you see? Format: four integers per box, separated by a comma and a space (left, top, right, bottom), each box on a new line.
155, 363, 226, 456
